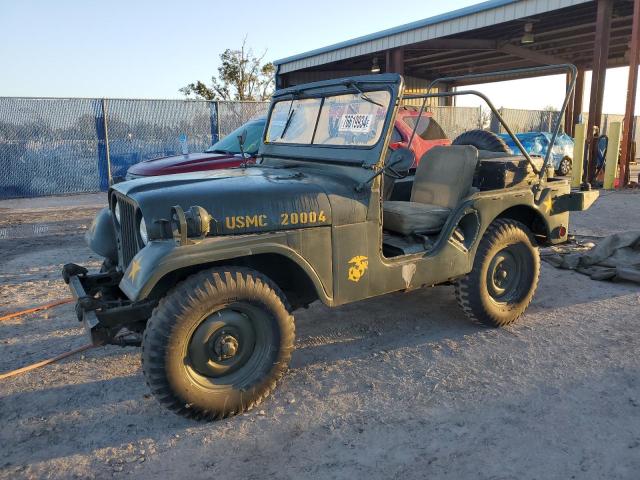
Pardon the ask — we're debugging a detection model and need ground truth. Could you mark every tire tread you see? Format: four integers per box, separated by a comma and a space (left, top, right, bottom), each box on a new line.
141, 267, 294, 421
454, 219, 540, 328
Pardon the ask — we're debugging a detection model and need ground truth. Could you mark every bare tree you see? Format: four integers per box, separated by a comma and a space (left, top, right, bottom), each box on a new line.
180, 38, 274, 101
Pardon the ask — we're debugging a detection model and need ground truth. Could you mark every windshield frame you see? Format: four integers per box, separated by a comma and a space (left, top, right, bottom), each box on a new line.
259, 74, 403, 168
265, 91, 393, 150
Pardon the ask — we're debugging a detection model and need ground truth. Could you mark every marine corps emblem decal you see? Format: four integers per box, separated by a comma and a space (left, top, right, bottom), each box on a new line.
347, 255, 368, 282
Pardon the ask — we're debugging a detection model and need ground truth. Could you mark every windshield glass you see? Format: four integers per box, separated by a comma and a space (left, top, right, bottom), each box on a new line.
402, 115, 447, 140
266, 98, 322, 144
205, 120, 265, 155
265, 90, 391, 147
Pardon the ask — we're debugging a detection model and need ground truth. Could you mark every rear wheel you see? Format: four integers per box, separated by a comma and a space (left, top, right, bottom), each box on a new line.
455, 219, 540, 327
142, 267, 294, 420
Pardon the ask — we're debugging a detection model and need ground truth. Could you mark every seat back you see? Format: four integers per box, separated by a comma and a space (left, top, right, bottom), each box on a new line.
410, 145, 479, 209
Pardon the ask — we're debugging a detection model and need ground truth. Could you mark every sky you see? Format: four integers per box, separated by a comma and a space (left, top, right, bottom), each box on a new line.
1, 0, 637, 114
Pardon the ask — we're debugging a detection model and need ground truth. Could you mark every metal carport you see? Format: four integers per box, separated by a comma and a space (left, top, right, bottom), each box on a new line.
274, 0, 640, 187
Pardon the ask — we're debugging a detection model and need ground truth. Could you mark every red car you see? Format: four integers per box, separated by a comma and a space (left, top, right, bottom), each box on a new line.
125, 117, 266, 180
389, 107, 451, 166
125, 108, 449, 179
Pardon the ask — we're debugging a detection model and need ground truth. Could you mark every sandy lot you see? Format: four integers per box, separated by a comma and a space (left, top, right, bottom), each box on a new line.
1, 190, 639, 479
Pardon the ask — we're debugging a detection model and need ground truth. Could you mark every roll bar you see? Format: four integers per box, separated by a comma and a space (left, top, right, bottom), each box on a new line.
403, 64, 578, 186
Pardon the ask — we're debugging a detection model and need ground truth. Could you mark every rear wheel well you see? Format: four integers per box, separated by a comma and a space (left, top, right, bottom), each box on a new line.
148, 254, 319, 311
496, 205, 548, 245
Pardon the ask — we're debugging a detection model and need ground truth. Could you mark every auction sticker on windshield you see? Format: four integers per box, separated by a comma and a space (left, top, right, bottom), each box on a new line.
338, 114, 373, 133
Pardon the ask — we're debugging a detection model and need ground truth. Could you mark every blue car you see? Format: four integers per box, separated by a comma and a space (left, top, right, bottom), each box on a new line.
499, 132, 574, 176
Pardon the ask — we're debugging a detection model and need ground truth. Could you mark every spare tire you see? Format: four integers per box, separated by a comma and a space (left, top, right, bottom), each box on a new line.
452, 130, 510, 153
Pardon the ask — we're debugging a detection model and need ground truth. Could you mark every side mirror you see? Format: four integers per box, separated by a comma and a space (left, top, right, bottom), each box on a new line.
385, 147, 415, 178
237, 129, 247, 149
237, 129, 248, 162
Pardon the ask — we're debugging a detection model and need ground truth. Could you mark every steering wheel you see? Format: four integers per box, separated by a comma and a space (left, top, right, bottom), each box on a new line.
385, 159, 409, 179
384, 147, 414, 179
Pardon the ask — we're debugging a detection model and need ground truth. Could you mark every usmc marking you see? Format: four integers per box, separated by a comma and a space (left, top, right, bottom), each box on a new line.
224, 210, 327, 230
225, 214, 268, 230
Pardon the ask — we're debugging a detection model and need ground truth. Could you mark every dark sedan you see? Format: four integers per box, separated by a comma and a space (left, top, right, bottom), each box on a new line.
125, 117, 265, 179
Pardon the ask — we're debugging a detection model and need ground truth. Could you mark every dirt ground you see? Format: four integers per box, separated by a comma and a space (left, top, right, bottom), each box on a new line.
1, 190, 639, 480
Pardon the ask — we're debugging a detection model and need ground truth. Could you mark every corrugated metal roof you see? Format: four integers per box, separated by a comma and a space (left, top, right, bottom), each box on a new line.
274, 0, 593, 74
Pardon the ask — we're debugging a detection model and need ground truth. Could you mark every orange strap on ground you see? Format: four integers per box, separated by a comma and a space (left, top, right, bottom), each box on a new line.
0, 298, 74, 322
0, 344, 95, 381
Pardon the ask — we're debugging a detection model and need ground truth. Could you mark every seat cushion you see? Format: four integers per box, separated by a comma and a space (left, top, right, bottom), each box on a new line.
383, 201, 451, 236
412, 145, 478, 209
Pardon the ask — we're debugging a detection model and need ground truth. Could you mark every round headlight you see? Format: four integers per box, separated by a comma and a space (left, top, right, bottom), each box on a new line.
139, 217, 148, 245
114, 200, 121, 224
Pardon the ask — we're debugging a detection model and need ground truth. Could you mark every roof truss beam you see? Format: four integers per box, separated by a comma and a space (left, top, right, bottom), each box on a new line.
496, 43, 569, 65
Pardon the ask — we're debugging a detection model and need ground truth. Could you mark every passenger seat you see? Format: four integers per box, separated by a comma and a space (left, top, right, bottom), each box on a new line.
383, 145, 478, 235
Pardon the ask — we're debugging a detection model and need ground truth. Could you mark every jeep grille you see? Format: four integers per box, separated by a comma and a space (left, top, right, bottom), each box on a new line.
114, 194, 139, 268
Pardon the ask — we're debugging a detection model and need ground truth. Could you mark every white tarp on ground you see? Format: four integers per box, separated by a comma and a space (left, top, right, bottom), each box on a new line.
543, 231, 640, 284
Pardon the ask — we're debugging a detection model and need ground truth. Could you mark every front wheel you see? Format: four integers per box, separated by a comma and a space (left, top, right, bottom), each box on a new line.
142, 267, 295, 420
455, 219, 540, 327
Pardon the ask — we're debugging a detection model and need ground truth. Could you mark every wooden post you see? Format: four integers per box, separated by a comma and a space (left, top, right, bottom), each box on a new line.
586, 0, 613, 184
618, 0, 640, 188
572, 123, 586, 188
603, 121, 622, 189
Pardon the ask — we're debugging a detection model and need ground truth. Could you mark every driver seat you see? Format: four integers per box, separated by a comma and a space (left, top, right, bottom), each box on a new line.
383, 145, 478, 236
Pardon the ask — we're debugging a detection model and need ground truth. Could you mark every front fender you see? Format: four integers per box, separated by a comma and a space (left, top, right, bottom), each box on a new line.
119, 233, 332, 304
86, 207, 117, 262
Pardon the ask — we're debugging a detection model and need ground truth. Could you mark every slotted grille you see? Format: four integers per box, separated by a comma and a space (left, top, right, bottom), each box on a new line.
115, 195, 139, 268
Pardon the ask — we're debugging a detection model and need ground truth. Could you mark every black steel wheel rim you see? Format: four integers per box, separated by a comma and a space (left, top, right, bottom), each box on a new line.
186, 303, 275, 385
486, 245, 527, 303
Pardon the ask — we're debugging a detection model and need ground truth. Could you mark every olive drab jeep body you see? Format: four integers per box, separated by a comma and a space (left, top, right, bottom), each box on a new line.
63, 65, 598, 420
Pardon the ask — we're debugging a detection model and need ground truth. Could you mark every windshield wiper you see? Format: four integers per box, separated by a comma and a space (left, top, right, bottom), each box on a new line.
349, 81, 384, 108
276, 108, 296, 141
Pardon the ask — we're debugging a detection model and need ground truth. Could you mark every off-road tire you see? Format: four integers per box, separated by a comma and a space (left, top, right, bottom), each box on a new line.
557, 156, 571, 176
452, 129, 510, 153
142, 267, 294, 421
455, 219, 540, 327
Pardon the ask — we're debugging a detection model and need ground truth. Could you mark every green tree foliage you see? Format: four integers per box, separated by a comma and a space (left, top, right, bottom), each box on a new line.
180, 38, 274, 101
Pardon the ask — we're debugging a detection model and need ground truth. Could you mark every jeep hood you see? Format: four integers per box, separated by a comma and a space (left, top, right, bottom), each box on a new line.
112, 167, 369, 236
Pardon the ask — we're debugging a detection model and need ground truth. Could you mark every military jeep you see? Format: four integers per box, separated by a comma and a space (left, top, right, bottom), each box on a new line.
63, 65, 598, 420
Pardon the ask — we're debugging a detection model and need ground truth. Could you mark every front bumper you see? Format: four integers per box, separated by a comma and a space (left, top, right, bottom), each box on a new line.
62, 263, 156, 346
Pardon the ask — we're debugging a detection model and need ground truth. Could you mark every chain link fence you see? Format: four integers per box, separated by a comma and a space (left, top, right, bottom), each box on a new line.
1, 97, 637, 200
217, 101, 269, 138
491, 108, 564, 134
105, 99, 216, 184
427, 106, 483, 140
0, 97, 268, 199
0, 97, 102, 199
